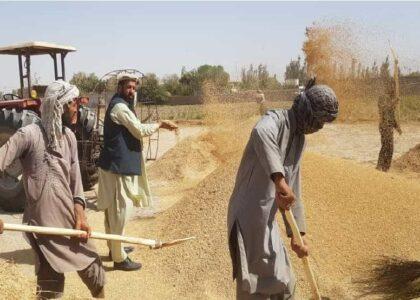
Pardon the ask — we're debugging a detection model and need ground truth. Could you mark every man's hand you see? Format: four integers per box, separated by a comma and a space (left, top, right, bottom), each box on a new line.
291, 235, 309, 258
272, 173, 295, 210
0, 219, 4, 234
74, 203, 91, 242
159, 120, 178, 131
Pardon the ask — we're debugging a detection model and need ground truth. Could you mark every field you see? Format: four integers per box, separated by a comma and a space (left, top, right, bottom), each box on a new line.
146, 95, 420, 123
1, 96, 419, 299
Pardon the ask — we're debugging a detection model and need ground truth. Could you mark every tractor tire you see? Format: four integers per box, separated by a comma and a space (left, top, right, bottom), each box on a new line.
75, 106, 103, 190
0, 109, 40, 212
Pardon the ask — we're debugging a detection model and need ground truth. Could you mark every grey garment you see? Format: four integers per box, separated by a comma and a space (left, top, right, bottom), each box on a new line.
0, 123, 98, 273
227, 109, 306, 295
30, 234, 105, 299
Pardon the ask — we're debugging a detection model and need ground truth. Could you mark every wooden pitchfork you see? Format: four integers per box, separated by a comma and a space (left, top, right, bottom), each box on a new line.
0, 219, 195, 249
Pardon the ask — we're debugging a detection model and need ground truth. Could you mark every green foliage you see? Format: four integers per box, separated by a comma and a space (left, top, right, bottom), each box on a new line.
138, 73, 169, 104
179, 65, 230, 95
284, 56, 307, 84
241, 64, 279, 89
70, 72, 105, 94
162, 74, 181, 96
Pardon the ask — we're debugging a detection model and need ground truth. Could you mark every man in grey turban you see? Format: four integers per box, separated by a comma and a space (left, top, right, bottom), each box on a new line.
227, 79, 338, 299
0, 80, 105, 298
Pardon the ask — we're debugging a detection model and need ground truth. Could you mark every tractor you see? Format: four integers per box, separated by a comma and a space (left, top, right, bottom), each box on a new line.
0, 42, 161, 212
0, 43, 96, 211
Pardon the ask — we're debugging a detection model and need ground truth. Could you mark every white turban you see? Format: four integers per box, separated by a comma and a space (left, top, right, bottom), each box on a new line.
40, 80, 79, 150
116, 72, 139, 84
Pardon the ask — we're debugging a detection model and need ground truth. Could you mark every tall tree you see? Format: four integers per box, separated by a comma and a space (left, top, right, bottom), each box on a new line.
70, 72, 105, 94
138, 73, 168, 104
284, 56, 307, 84
162, 74, 180, 96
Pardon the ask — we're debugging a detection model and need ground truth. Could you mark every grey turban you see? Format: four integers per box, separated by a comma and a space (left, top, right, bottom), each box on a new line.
292, 84, 339, 134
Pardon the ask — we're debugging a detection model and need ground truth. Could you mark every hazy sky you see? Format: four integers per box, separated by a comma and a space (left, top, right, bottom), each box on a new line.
1, 1, 420, 92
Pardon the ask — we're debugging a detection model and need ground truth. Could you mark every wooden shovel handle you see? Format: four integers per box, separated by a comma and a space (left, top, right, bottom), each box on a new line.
285, 210, 322, 300
0, 221, 194, 249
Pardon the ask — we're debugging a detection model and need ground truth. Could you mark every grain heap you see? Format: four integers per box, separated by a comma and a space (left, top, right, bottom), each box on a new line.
0, 261, 35, 299
126, 94, 420, 299
393, 143, 420, 173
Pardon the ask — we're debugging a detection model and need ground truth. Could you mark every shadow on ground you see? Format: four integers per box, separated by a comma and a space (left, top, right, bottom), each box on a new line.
0, 248, 35, 266
355, 256, 420, 299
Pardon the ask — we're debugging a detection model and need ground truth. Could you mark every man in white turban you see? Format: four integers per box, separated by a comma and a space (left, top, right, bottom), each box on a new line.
97, 73, 177, 271
0, 80, 105, 298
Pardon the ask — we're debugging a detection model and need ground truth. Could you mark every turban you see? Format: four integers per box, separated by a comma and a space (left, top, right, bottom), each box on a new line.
292, 84, 339, 134
116, 72, 139, 84
40, 80, 79, 150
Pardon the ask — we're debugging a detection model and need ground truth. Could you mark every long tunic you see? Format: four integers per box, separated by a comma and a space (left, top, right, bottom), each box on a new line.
97, 103, 159, 211
227, 109, 306, 295
377, 95, 399, 171
0, 124, 98, 273
378, 95, 398, 131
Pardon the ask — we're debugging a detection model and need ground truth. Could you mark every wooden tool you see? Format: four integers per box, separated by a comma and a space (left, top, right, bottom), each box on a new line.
388, 40, 401, 125
0, 220, 195, 250
285, 210, 322, 300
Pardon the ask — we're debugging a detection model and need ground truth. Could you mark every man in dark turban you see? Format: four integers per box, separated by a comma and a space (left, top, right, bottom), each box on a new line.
227, 79, 338, 299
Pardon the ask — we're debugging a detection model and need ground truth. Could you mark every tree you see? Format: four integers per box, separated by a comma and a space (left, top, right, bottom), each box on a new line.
284, 56, 307, 84
241, 64, 259, 89
162, 74, 180, 96
196, 65, 230, 89
240, 64, 279, 89
138, 73, 168, 104
70, 72, 104, 94
179, 65, 230, 95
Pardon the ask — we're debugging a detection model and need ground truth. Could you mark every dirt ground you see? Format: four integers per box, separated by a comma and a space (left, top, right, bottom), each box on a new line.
0, 120, 419, 299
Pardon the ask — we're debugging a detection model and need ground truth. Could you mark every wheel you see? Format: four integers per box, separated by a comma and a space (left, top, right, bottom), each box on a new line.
75, 106, 103, 190
0, 109, 40, 212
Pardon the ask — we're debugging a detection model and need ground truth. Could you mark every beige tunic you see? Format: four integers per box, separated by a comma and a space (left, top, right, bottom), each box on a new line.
0, 124, 98, 273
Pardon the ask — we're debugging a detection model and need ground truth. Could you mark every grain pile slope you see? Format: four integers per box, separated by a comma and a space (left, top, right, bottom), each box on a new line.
0, 261, 35, 299
131, 138, 420, 299
393, 143, 420, 173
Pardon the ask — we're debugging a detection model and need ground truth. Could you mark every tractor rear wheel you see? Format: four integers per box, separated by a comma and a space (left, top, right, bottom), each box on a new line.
75, 106, 103, 190
0, 109, 40, 212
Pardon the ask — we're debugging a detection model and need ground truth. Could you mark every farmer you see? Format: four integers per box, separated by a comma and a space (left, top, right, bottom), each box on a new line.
97, 73, 177, 271
227, 79, 339, 299
0, 80, 105, 299
256, 89, 266, 116
376, 79, 402, 172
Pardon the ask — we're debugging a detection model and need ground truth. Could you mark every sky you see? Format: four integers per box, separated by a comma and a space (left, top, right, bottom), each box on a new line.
1, 1, 420, 92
